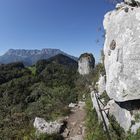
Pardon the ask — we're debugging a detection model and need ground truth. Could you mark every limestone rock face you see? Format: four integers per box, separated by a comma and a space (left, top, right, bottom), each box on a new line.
131, 122, 140, 134
105, 100, 132, 131
97, 75, 106, 95
124, 0, 140, 5
91, 90, 140, 132
33, 117, 63, 134
78, 53, 95, 75
103, 3, 140, 102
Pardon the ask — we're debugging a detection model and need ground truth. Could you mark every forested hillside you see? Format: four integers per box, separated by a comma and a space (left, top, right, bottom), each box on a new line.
0, 55, 79, 139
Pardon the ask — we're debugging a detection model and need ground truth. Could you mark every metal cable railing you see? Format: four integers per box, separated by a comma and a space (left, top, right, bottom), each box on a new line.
94, 92, 112, 140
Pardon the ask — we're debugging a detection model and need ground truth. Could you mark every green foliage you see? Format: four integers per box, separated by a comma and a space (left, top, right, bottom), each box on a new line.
134, 113, 140, 122
40, 63, 77, 87
126, 129, 140, 140
85, 95, 107, 140
109, 115, 126, 140
84, 95, 127, 140
22, 129, 64, 140
28, 66, 36, 75
0, 61, 78, 139
100, 91, 110, 105
36, 59, 48, 74
0, 62, 31, 84
74, 75, 90, 100
91, 63, 106, 87
36, 54, 77, 75
4, 59, 140, 140
37, 133, 64, 140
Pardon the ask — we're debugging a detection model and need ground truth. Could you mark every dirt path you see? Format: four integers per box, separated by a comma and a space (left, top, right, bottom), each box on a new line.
63, 101, 86, 140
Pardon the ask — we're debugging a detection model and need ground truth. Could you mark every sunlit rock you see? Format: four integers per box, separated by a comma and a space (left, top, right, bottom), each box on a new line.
78, 53, 95, 75
105, 100, 132, 131
34, 117, 63, 134
103, 2, 140, 102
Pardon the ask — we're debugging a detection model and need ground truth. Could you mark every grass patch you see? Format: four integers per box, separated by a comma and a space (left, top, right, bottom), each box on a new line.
100, 91, 110, 105
85, 95, 107, 140
134, 113, 140, 122
28, 66, 36, 75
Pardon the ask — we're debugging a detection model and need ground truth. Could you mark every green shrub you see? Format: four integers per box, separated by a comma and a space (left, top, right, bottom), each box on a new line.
126, 128, 140, 140
85, 95, 107, 140
38, 133, 64, 140
134, 113, 140, 122
109, 115, 125, 140
0, 61, 78, 138
100, 91, 110, 105
28, 66, 36, 75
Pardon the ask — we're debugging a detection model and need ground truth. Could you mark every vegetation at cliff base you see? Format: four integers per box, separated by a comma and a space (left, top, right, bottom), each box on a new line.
85, 95, 107, 140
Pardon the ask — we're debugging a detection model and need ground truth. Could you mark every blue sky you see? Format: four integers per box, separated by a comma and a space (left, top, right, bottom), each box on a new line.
0, 0, 114, 60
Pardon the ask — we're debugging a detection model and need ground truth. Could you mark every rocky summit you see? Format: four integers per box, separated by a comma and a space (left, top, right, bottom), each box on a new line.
78, 53, 95, 75
104, 1, 140, 102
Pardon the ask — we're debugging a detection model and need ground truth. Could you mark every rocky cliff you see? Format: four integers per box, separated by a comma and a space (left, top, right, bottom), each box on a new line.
0, 49, 77, 66
91, 0, 140, 134
104, 0, 140, 102
78, 53, 95, 75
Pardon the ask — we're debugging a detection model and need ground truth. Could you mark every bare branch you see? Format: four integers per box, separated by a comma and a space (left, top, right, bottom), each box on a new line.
105, 0, 123, 5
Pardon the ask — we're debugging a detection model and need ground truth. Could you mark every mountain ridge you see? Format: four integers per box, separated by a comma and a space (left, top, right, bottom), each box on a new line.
0, 48, 78, 66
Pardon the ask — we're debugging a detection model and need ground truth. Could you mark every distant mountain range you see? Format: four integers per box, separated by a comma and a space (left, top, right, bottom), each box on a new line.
0, 49, 78, 66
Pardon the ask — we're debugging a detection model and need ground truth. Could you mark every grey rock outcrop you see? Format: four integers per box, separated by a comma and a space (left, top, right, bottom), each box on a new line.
131, 122, 140, 134
124, 0, 140, 6
97, 75, 106, 95
78, 53, 95, 75
101, 0, 140, 133
91, 0, 140, 133
105, 100, 132, 131
103, 2, 140, 102
33, 117, 63, 134
90, 90, 140, 132
68, 103, 77, 108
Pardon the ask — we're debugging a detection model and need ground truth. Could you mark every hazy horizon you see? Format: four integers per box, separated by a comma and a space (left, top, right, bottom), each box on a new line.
0, 48, 99, 58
